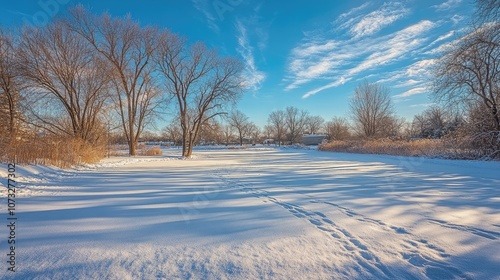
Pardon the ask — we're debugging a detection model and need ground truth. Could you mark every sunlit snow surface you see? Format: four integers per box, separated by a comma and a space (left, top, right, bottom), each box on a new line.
1, 146, 499, 279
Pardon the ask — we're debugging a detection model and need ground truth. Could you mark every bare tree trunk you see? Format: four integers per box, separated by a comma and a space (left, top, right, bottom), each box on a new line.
181, 128, 189, 157
492, 106, 500, 131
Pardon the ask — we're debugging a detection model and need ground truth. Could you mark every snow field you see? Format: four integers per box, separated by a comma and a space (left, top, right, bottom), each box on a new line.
1, 147, 499, 279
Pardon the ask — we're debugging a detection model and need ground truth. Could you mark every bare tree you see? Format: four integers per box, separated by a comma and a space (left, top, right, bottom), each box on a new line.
68, 6, 163, 156
325, 117, 351, 140
411, 106, 453, 138
141, 130, 160, 142
249, 123, 260, 144
162, 118, 183, 146
222, 123, 235, 146
227, 110, 252, 146
433, 21, 500, 154
263, 125, 273, 140
285, 106, 309, 144
305, 115, 324, 134
434, 23, 499, 129
156, 34, 244, 157
17, 20, 111, 145
0, 30, 20, 142
267, 110, 286, 146
349, 81, 395, 138
378, 116, 406, 139
199, 118, 224, 145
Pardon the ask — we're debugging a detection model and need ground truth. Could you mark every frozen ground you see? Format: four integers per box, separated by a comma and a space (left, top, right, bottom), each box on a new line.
1, 147, 499, 279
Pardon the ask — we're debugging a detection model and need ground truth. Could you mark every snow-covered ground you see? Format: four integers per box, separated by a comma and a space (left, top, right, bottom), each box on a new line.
1, 147, 499, 279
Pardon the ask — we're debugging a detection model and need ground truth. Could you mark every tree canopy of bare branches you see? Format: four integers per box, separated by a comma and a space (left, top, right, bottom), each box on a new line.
285, 106, 309, 144
0, 29, 20, 142
349, 81, 395, 138
67, 6, 163, 156
305, 115, 324, 134
434, 22, 500, 129
267, 110, 286, 146
475, 0, 499, 24
411, 106, 457, 139
227, 110, 253, 146
156, 34, 244, 157
325, 117, 351, 141
199, 119, 225, 145
17, 20, 112, 144
431, 0, 500, 157
433, 21, 500, 153
162, 118, 183, 146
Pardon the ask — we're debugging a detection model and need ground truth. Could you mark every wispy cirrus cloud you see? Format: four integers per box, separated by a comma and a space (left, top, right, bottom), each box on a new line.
395, 87, 428, 98
334, 3, 371, 32
347, 20, 435, 76
286, 16, 436, 98
349, 2, 409, 38
410, 103, 435, 108
302, 76, 350, 99
377, 58, 437, 99
406, 59, 436, 77
377, 59, 435, 97
192, 0, 220, 32
192, 0, 245, 32
428, 30, 455, 47
451, 14, 465, 24
433, 0, 462, 11
235, 20, 266, 91
284, 1, 469, 100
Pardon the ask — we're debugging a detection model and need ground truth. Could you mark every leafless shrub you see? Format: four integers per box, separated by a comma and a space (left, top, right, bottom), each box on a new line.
325, 117, 351, 141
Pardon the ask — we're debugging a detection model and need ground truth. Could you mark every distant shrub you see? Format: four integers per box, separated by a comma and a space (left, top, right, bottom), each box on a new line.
227, 146, 248, 150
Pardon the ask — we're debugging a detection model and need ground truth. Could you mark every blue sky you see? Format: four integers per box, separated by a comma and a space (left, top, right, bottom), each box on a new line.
0, 0, 475, 127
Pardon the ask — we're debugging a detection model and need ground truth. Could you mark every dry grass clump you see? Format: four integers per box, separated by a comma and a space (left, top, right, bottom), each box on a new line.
138, 146, 162, 156
1, 133, 105, 168
319, 139, 446, 157
319, 138, 498, 160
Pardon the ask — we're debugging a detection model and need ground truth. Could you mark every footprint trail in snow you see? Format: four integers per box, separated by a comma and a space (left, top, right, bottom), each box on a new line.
213, 167, 472, 280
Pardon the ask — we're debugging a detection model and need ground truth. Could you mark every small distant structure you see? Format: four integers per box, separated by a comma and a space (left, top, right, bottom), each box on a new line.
301, 134, 328, 145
